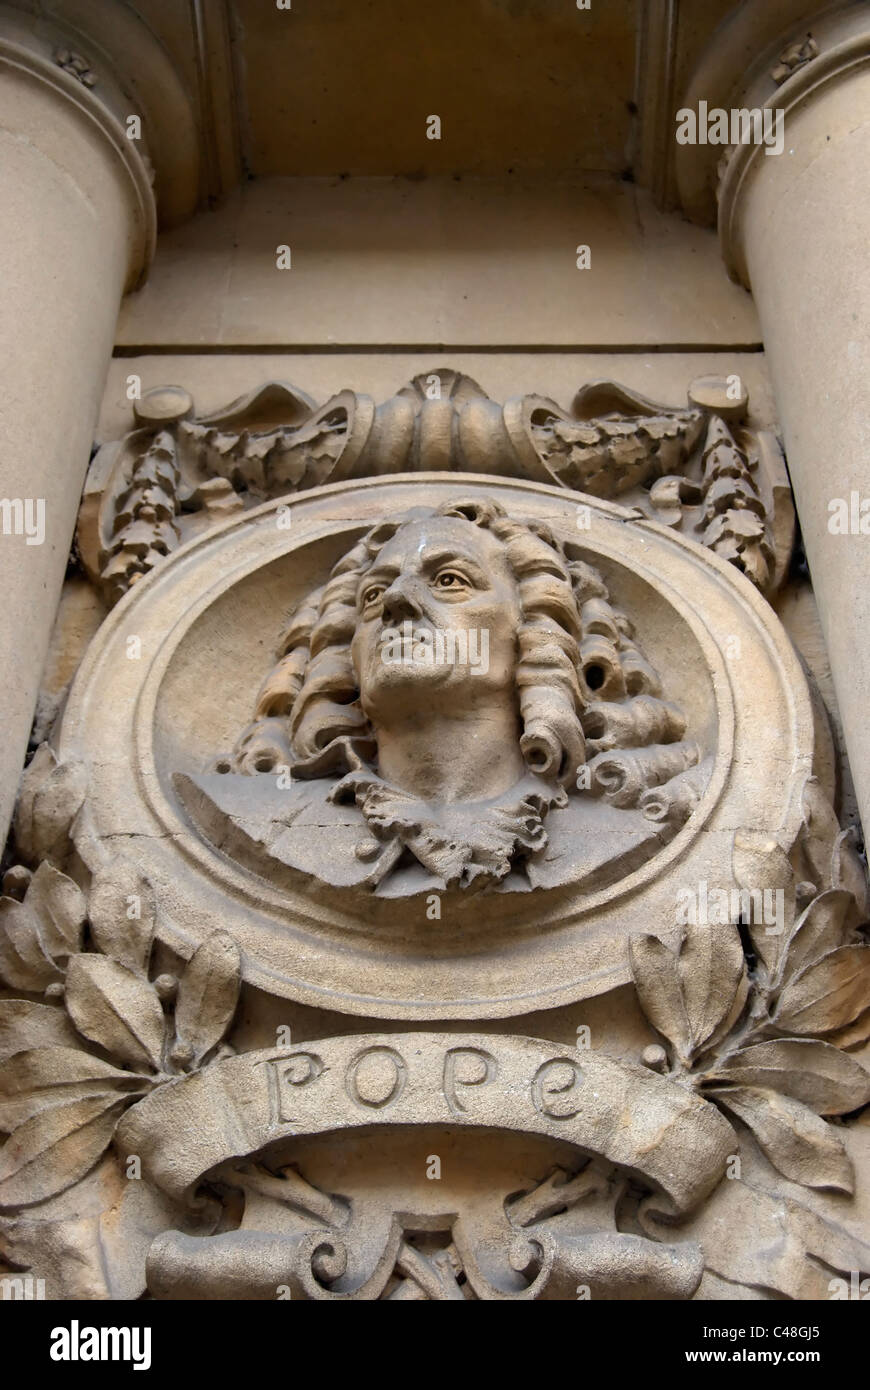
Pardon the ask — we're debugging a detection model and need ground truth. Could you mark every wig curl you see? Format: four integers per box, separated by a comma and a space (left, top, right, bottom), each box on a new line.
218, 498, 685, 792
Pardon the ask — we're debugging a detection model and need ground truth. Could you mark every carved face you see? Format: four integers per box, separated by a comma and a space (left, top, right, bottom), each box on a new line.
350, 516, 523, 719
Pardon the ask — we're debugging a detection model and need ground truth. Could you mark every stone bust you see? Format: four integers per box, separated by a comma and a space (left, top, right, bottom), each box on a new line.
179, 499, 707, 896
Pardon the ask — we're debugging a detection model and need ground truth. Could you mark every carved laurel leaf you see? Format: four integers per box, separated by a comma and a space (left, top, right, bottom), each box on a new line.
0, 1154, 121, 1297
0, 864, 86, 991
775, 945, 870, 1036
88, 861, 155, 977
174, 931, 241, 1066
699, 970, 750, 1056
0, 897, 63, 991
678, 923, 746, 1054
0, 1001, 80, 1064
640, 1144, 870, 1299
799, 776, 841, 887
13, 747, 87, 865
714, 1085, 854, 1193
64, 957, 165, 1071
33, 761, 88, 861
781, 889, 855, 985
0, 1093, 127, 1208
732, 830, 795, 976
0, 1047, 148, 1132
12, 743, 56, 862
25, 862, 86, 961
707, 1040, 870, 1115
827, 1009, 870, 1050
628, 934, 691, 1064
831, 829, 869, 920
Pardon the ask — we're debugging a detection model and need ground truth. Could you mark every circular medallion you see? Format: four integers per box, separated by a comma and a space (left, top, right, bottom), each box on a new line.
60, 474, 813, 1018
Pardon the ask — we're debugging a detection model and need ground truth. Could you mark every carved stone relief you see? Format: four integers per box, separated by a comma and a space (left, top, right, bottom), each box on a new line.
1, 375, 867, 1302
57, 474, 812, 1017
77, 370, 793, 603
52, 48, 98, 89
771, 33, 819, 86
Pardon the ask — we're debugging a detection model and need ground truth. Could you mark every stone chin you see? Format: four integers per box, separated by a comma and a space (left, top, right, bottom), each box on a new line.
356, 645, 465, 700
352, 631, 501, 710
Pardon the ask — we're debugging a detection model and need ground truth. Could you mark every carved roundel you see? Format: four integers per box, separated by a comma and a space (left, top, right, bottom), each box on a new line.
60, 474, 813, 1018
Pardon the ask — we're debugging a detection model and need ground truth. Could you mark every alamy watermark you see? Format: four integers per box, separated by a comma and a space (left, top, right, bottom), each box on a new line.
828, 1271, 870, 1300
827, 492, 870, 535
0, 1273, 45, 1300
676, 879, 784, 935
379, 619, 490, 676
49, 1321, 151, 1370
676, 102, 785, 157
0, 497, 45, 546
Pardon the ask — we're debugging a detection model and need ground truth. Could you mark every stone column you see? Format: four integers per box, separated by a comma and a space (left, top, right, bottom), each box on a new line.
0, 8, 155, 843
680, 4, 870, 836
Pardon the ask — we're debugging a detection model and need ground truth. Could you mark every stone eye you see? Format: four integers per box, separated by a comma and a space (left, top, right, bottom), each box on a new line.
361, 584, 385, 609
434, 570, 465, 589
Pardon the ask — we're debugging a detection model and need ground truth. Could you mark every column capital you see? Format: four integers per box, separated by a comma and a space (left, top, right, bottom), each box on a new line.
0, 0, 200, 289
675, 2, 870, 288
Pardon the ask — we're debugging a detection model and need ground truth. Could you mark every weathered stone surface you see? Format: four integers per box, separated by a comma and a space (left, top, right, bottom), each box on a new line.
79, 370, 792, 604
1, 0, 868, 1305
3, 450, 867, 1300
57, 472, 812, 1017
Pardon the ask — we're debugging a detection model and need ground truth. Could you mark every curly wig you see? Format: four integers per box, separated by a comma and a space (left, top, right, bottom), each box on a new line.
220, 498, 683, 790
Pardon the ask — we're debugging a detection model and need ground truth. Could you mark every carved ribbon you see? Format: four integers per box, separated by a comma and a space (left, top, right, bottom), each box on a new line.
117, 1032, 734, 1218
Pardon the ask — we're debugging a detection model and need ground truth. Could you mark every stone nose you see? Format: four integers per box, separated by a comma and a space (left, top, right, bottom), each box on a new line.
381, 575, 425, 624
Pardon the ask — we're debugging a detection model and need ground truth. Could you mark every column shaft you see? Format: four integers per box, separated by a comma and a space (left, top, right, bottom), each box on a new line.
723, 52, 870, 832
0, 40, 153, 841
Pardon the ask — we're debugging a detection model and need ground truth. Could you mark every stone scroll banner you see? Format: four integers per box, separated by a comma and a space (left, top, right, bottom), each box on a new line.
117, 1033, 734, 1219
